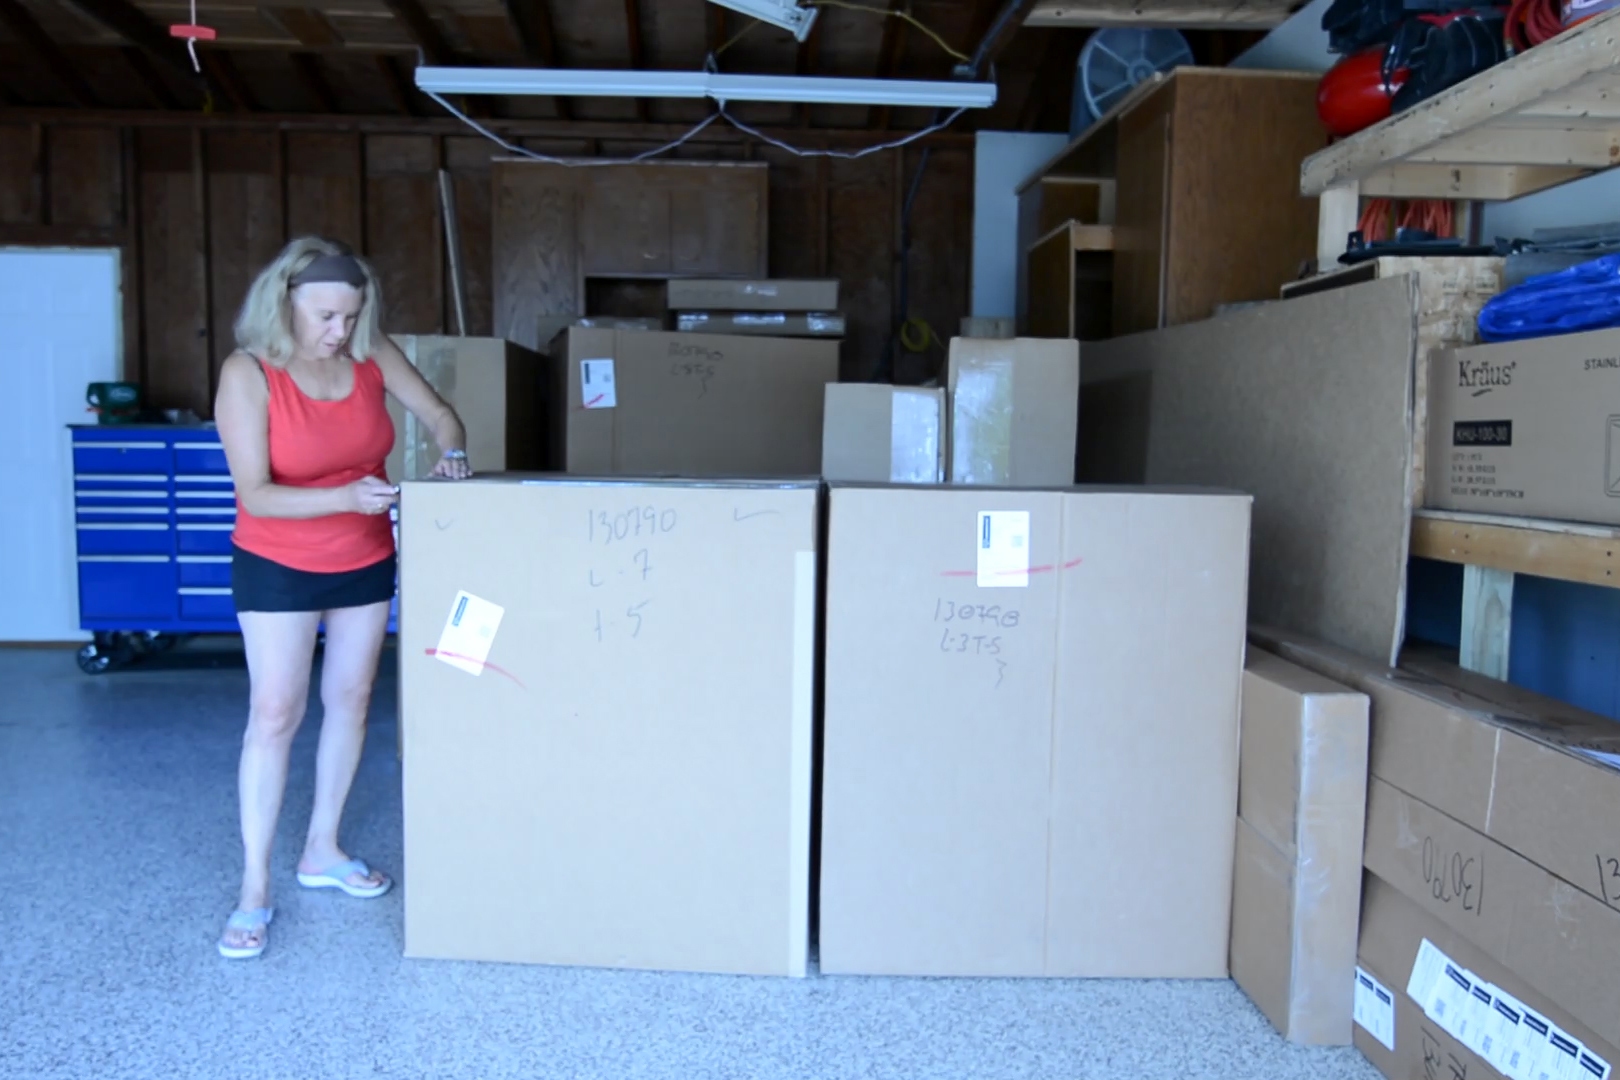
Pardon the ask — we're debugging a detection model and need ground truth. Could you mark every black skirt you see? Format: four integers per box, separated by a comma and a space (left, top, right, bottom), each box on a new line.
231, 544, 397, 614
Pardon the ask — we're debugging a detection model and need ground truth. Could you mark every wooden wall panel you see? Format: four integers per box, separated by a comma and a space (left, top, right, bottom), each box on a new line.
445, 136, 494, 336
760, 149, 824, 280
286, 132, 362, 246
901, 145, 973, 384
365, 134, 442, 335
47, 127, 122, 227
137, 128, 211, 418
0, 125, 42, 224
492, 163, 579, 349
205, 130, 284, 389
827, 154, 895, 381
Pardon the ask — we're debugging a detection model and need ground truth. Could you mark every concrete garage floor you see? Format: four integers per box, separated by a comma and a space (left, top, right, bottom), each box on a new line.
0, 644, 1381, 1080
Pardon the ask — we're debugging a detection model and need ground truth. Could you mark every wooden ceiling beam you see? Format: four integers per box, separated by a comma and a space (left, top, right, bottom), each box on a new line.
0, 0, 97, 106
292, 51, 339, 113
201, 49, 255, 112
375, 54, 417, 117
261, 7, 343, 48
1015, 30, 1055, 130
379, 0, 457, 66
793, 16, 822, 127
54, 0, 209, 87
968, 0, 1041, 74
122, 44, 178, 108
1025, 0, 1293, 29
496, 0, 571, 120
623, 0, 647, 121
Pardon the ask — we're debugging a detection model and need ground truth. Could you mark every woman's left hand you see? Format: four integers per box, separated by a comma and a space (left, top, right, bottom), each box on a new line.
432, 451, 472, 481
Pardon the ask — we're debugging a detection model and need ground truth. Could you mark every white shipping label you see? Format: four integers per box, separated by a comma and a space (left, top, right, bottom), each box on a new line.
1579, 1047, 1612, 1080
433, 591, 505, 677
1428, 961, 1477, 1043
1353, 967, 1397, 1052
1483, 989, 1530, 1080
1462, 980, 1499, 1061
1408, 939, 1449, 1005
581, 359, 617, 409
1546, 1027, 1585, 1080
1519, 1007, 1557, 1080
976, 510, 1030, 588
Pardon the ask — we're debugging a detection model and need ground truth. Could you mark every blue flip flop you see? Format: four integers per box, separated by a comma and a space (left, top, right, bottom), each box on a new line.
297, 858, 392, 899
218, 907, 274, 960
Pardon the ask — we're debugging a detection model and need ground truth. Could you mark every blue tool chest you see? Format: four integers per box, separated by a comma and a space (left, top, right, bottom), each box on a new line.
69, 424, 397, 671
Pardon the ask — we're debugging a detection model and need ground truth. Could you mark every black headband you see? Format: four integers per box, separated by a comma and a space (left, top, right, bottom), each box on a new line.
289, 252, 366, 288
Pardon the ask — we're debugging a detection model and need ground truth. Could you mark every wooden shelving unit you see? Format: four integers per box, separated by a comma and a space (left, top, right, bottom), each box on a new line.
1304, 8, 1620, 263
1411, 508, 1620, 678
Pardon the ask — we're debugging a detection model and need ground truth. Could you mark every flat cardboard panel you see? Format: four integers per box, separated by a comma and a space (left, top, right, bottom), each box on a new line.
555, 328, 839, 477
1084, 275, 1419, 664
666, 278, 838, 312
399, 476, 817, 976
385, 335, 545, 482
1230, 650, 1370, 1045
821, 384, 944, 484
1428, 328, 1620, 525
819, 485, 1250, 977
1355, 873, 1620, 1080
947, 337, 1080, 487
675, 312, 844, 338
1364, 776, 1620, 1048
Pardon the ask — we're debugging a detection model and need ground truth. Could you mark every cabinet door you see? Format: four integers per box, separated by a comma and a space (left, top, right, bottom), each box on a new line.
671, 179, 767, 276
580, 181, 673, 275
1111, 106, 1172, 337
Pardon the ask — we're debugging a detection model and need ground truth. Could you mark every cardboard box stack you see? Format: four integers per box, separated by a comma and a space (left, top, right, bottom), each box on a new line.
1252, 627, 1620, 1080
385, 335, 546, 482
399, 476, 818, 976
1429, 327, 1620, 524
666, 278, 844, 339
1230, 651, 1370, 1046
818, 484, 1252, 976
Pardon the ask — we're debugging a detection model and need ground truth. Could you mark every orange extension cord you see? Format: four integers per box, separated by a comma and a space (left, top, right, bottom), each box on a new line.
1357, 198, 1456, 243
1507, 0, 1565, 52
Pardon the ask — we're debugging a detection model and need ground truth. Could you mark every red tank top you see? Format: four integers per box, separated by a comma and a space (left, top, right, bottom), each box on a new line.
232, 356, 397, 574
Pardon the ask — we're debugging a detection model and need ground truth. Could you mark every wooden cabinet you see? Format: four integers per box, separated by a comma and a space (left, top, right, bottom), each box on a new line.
1018, 69, 1327, 339
493, 160, 769, 348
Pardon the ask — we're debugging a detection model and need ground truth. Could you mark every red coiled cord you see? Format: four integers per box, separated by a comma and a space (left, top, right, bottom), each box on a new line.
1506, 0, 1563, 51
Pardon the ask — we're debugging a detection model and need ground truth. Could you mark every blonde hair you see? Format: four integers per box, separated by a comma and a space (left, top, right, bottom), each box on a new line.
233, 236, 384, 366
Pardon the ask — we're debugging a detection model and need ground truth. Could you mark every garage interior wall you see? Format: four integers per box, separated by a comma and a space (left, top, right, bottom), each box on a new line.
0, 121, 975, 418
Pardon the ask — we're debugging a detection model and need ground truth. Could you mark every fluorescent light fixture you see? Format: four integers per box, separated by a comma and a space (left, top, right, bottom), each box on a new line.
414, 67, 998, 109
707, 0, 819, 41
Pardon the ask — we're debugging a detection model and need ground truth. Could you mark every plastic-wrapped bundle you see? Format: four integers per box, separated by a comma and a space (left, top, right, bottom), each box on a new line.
1478, 253, 1620, 342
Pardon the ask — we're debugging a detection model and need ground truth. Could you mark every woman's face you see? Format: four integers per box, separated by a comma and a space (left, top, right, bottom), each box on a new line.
290, 282, 363, 360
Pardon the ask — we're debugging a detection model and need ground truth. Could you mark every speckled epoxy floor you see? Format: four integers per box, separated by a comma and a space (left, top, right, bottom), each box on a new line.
0, 644, 1382, 1080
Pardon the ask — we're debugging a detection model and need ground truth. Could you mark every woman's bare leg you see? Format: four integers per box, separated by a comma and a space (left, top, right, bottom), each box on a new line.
227, 609, 322, 950
299, 598, 391, 887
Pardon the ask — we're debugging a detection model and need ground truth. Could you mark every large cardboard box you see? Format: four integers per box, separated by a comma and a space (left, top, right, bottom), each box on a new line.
398, 476, 818, 976
1354, 873, 1618, 1080
552, 327, 839, 477
947, 337, 1080, 486
666, 278, 838, 312
384, 335, 545, 482
1251, 627, 1620, 1049
821, 384, 944, 483
819, 484, 1252, 976
1230, 650, 1370, 1045
1428, 329, 1620, 524
675, 312, 844, 338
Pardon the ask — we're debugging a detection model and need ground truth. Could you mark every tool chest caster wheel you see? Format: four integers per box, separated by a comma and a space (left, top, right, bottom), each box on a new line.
76, 632, 134, 675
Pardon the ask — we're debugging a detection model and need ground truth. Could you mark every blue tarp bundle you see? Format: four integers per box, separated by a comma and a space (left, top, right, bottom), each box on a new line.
1478, 252, 1620, 342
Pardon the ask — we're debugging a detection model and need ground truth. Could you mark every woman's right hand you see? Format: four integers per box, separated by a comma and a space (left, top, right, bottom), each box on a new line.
344, 476, 399, 516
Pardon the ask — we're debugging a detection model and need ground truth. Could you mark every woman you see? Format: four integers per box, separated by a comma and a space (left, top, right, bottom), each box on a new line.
213, 236, 472, 960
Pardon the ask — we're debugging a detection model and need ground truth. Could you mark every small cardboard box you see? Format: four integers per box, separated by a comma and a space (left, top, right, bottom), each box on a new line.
552, 327, 839, 477
666, 278, 838, 313
947, 337, 1080, 486
675, 312, 845, 338
1428, 329, 1620, 524
399, 475, 818, 976
384, 335, 545, 482
821, 384, 944, 484
1230, 650, 1370, 1045
1353, 872, 1619, 1080
819, 484, 1251, 977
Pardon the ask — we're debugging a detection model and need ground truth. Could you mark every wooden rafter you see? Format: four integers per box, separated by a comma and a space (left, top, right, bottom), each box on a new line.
262, 7, 344, 48
793, 16, 822, 127
292, 51, 339, 112
497, 0, 571, 120
122, 44, 178, 108
379, 0, 457, 66
970, 0, 1041, 73
201, 50, 255, 112
0, 0, 97, 106
376, 54, 417, 116
870, 0, 910, 131
623, 0, 648, 121
1026, 0, 1294, 29
1016, 29, 1058, 130
707, 4, 727, 65
56, 0, 208, 86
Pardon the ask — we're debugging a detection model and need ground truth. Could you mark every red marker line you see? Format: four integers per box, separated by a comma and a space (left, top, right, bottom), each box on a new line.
424, 648, 527, 690
939, 556, 1083, 579
583, 393, 605, 408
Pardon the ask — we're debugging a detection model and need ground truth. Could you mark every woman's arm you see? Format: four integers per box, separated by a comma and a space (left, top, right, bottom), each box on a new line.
215, 351, 369, 519
372, 335, 467, 459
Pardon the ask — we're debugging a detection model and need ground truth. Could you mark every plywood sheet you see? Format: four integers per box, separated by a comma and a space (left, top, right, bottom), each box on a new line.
1080, 274, 1419, 663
